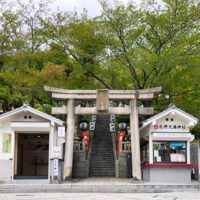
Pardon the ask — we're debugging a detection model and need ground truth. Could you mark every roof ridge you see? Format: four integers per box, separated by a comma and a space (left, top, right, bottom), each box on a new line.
0, 105, 64, 125
141, 104, 198, 128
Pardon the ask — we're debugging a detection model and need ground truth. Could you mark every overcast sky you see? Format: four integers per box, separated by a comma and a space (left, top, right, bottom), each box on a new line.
50, 0, 142, 17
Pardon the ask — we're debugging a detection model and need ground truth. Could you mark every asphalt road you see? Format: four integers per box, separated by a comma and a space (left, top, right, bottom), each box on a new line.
0, 192, 200, 200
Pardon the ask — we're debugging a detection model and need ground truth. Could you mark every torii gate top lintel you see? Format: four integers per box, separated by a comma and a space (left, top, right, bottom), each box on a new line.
44, 86, 162, 115
44, 86, 162, 100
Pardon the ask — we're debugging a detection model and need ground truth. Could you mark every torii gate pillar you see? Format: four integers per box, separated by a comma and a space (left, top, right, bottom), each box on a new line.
130, 98, 141, 180
64, 99, 75, 180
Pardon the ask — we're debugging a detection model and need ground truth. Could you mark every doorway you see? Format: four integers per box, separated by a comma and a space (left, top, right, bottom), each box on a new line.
15, 133, 49, 179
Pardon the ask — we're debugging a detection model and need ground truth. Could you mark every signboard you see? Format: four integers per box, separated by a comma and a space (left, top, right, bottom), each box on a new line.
153, 124, 186, 130
170, 153, 186, 162
90, 122, 95, 131
2, 133, 12, 153
58, 127, 65, 137
153, 133, 191, 138
52, 146, 62, 159
53, 159, 59, 176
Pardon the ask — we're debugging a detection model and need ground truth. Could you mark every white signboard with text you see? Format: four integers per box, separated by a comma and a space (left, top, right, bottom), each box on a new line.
53, 159, 59, 176
58, 127, 65, 137
52, 146, 62, 159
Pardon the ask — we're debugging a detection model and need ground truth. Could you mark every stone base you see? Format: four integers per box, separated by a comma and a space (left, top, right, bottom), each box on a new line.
118, 152, 132, 178
142, 165, 192, 183
72, 152, 88, 178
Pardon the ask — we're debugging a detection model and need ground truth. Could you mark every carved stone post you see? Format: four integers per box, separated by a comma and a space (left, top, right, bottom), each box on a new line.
64, 99, 75, 180
130, 98, 142, 180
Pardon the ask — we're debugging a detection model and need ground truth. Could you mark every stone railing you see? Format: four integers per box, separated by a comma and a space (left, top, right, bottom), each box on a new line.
73, 139, 86, 152
119, 141, 131, 152
87, 131, 94, 160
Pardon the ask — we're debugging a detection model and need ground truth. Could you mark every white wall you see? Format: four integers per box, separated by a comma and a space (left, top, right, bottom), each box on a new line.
0, 111, 58, 181
149, 113, 191, 133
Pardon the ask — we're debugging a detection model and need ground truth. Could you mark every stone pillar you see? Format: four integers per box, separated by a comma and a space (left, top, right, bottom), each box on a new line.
115, 160, 119, 178
49, 123, 54, 182
149, 132, 153, 164
64, 99, 75, 180
130, 99, 142, 180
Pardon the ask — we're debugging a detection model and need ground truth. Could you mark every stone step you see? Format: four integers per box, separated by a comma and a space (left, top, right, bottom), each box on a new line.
90, 168, 115, 171
91, 154, 114, 156
89, 173, 115, 177
89, 115, 115, 177
0, 181, 198, 193
90, 162, 115, 165
91, 159, 114, 162
90, 167, 115, 170
91, 151, 114, 154
91, 157, 114, 159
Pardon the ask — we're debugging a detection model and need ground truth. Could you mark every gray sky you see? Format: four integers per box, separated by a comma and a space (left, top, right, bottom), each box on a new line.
51, 0, 140, 17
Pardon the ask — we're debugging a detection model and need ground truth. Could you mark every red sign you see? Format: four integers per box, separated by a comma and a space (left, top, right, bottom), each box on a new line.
117, 131, 125, 153
154, 124, 159, 129
82, 131, 89, 153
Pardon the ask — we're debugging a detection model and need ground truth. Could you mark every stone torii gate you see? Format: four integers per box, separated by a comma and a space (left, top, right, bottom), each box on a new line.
44, 86, 162, 180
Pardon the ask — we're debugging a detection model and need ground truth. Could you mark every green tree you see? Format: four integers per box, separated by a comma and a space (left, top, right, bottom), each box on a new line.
97, 0, 200, 111
46, 10, 111, 89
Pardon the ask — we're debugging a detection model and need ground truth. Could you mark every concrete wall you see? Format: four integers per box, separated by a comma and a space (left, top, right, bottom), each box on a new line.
0, 160, 10, 181
142, 165, 192, 183
190, 143, 198, 180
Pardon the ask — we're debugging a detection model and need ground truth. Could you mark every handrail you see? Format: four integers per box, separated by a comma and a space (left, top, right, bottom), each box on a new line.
112, 131, 117, 161
121, 141, 131, 152
87, 131, 94, 161
73, 139, 85, 152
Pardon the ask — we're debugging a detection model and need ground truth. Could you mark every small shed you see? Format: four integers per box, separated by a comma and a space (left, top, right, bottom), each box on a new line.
140, 104, 198, 183
0, 103, 64, 182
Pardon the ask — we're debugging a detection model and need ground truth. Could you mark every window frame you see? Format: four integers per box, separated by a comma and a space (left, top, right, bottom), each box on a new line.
153, 141, 187, 163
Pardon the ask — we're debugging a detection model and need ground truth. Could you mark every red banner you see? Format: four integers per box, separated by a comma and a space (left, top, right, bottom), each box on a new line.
82, 131, 89, 153
117, 131, 125, 153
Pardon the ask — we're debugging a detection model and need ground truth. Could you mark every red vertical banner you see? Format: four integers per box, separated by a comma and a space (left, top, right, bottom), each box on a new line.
117, 132, 125, 153
82, 131, 89, 153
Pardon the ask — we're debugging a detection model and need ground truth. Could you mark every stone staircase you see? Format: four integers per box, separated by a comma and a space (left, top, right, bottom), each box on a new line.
89, 115, 115, 177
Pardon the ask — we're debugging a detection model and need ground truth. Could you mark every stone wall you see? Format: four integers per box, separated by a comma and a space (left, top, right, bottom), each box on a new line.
190, 143, 198, 180
72, 152, 88, 178
118, 152, 132, 178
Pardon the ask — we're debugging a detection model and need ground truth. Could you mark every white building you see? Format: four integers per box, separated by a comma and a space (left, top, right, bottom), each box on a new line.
0, 103, 64, 182
140, 104, 199, 183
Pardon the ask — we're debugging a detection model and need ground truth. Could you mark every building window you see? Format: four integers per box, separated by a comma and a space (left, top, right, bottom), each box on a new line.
153, 141, 186, 163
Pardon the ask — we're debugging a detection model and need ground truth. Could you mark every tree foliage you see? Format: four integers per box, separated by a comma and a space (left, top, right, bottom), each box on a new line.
0, 0, 199, 130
